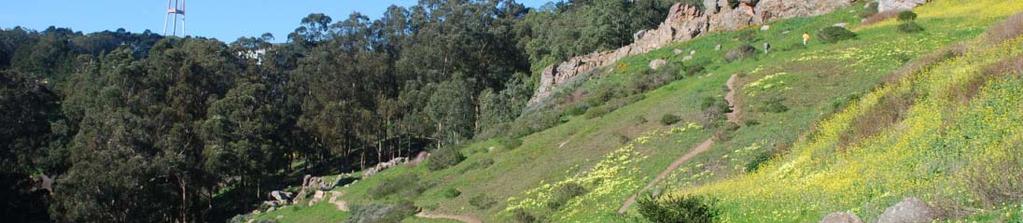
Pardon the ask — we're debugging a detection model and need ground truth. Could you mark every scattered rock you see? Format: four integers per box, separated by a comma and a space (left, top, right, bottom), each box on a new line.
715, 44, 722, 51
877, 197, 939, 223
761, 25, 771, 31
879, 0, 927, 12
362, 157, 411, 178
270, 190, 292, 203
834, 22, 847, 28
820, 212, 864, 223
673, 48, 684, 55
649, 59, 668, 70
682, 55, 694, 61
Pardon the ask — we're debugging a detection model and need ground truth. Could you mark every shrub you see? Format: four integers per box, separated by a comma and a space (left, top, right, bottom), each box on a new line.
745, 150, 774, 173
743, 119, 760, 126
440, 188, 461, 198
497, 137, 523, 150
368, 172, 427, 198
510, 208, 538, 223
898, 22, 924, 33
345, 200, 418, 223
816, 26, 857, 43
660, 114, 682, 125
562, 102, 589, 117
897, 11, 918, 21
984, 13, 1023, 44
628, 62, 682, 94
725, 44, 756, 62
427, 145, 465, 171
713, 122, 741, 142
637, 193, 718, 223
757, 96, 789, 113
469, 194, 497, 210
546, 182, 588, 210
700, 96, 731, 127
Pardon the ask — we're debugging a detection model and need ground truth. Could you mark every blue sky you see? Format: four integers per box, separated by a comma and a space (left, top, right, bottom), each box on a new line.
0, 0, 553, 43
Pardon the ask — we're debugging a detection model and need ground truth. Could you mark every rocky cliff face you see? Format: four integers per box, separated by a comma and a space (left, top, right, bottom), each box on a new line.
528, 0, 855, 106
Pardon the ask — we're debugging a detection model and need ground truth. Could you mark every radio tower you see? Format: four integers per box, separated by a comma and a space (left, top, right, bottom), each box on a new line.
163, 0, 186, 36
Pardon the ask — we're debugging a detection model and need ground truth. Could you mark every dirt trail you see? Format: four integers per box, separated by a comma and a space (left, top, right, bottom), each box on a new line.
617, 138, 715, 213
725, 74, 741, 124
415, 212, 484, 223
617, 74, 741, 213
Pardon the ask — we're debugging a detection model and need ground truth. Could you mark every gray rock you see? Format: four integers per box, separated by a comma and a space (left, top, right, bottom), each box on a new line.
834, 23, 847, 28
819, 212, 863, 223
761, 25, 771, 31
673, 49, 684, 55
879, 0, 927, 12
649, 59, 668, 70
877, 197, 939, 223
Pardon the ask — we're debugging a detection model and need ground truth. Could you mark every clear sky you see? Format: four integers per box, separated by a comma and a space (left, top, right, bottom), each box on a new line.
0, 0, 553, 43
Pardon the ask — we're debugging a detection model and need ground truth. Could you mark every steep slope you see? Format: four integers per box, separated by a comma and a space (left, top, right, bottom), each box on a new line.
666, 1, 1023, 222
244, 0, 1023, 222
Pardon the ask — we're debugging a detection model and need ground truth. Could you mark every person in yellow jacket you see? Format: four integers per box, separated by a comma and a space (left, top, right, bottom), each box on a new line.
802, 32, 811, 46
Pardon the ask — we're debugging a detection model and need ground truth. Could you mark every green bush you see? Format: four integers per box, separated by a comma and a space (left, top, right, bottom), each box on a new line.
344, 200, 418, 223
497, 137, 523, 150
660, 114, 682, 125
510, 208, 539, 223
816, 26, 857, 43
469, 194, 497, 210
440, 187, 461, 198
637, 193, 718, 223
546, 182, 588, 210
745, 150, 774, 173
427, 145, 465, 171
562, 102, 589, 117
898, 21, 925, 33
700, 96, 732, 127
368, 172, 427, 199
897, 11, 918, 21
757, 96, 789, 113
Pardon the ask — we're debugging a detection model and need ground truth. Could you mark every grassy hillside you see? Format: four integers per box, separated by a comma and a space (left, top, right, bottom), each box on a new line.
245, 0, 1023, 222
668, 1, 1023, 222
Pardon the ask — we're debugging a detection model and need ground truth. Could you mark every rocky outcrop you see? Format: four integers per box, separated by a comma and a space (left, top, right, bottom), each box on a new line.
877, 197, 940, 223
528, 0, 856, 106
879, 0, 927, 12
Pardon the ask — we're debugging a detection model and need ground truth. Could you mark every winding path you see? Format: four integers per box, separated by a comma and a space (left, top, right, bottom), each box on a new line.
617, 74, 741, 214
415, 211, 484, 223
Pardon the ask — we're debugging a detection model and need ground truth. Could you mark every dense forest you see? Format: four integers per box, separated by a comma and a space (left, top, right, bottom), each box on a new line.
0, 0, 694, 222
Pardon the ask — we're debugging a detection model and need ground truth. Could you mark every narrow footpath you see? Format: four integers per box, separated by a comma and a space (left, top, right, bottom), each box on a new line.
617, 74, 741, 214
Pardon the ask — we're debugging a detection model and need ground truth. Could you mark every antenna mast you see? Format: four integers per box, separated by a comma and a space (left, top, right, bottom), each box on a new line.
163, 0, 186, 36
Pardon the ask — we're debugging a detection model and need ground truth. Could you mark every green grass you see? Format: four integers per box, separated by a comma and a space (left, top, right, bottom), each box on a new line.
249, 0, 1023, 222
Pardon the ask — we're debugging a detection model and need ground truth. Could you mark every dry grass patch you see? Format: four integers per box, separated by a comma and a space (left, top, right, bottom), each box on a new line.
984, 13, 1023, 44
837, 89, 916, 149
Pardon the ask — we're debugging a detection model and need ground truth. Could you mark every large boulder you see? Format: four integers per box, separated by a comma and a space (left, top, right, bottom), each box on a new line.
879, 0, 927, 12
819, 212, 864, 223
877, 197, 939, 223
